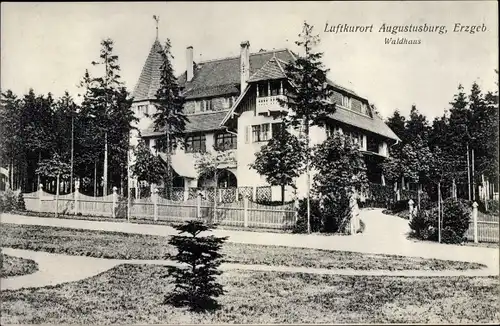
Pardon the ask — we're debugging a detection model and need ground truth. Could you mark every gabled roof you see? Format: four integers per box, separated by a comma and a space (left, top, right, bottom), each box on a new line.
133, 40, 164, 102
141, 110, 229, 137
179, 49, 295, 99
329, 107, 400, 141
247, 56, 286, 82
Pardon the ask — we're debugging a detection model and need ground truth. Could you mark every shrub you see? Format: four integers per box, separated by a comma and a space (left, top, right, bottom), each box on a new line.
165, 220, 228, 312
293, 193, 351, 234
254, 199, 294, 206
477, 199, 499, 215
409, 198, 471, 244
390, 200, 408, 213
441, 198, 471, 243
16, 192, 26, 211
0, 189, 18, 212
489, 199, 499, 215
409, 207, 437, 240
293, 198, 322, 233
321, 192, 351, 233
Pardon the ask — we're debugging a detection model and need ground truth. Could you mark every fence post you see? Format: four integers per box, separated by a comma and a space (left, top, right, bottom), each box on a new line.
153, 188, 158, 222
112, 186, 118, 218
184, 188, 189, 202
408, 199, 414, 220
243, 196, 249, 228
38, 183, 43, 212
74, 180, 80, 215
197, 192, 202, 219
472, 201, 478, 243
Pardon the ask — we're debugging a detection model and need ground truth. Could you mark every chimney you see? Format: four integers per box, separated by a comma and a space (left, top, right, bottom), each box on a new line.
240, 41, 250, 92
186, 46, 194, 82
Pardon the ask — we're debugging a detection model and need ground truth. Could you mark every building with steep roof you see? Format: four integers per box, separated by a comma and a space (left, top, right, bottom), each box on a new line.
130, 38, 400, 200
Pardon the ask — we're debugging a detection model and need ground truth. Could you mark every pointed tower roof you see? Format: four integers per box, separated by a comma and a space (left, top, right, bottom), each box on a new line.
247, 55, 287, 83
133, 40, 163, 102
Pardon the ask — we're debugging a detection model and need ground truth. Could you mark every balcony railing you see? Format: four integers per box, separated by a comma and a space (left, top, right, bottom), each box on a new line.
256, 95, 287, 115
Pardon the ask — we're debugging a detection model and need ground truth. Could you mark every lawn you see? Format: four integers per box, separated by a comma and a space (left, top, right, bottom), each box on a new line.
0, 223, 486, 271
1, 254, 38, 278
1, 264, 498, 324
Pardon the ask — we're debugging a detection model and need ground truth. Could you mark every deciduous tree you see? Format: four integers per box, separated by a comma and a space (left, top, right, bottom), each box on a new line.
251, 127, 305, 203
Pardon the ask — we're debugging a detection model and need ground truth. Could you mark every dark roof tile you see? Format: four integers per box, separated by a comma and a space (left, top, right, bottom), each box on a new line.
132, 40, 163, 102
248, 57, 286, 82
330, 107, 400, 141
142, 110, 229, 136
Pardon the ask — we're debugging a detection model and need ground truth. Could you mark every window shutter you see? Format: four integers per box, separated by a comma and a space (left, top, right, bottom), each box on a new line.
245, 126, 250, 144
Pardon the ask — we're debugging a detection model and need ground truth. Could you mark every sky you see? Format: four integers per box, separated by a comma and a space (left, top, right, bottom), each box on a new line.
1, 1, 498, 120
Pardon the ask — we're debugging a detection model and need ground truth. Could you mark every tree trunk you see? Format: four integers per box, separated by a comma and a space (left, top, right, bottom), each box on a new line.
281, 184, 285, 205
37, 151, 41, 190
417, 183, 421, 210
471, 149, 475, 201
467, 143, 471, 200
55, 174, 60, 218
213, 170, 218, 223
165, 128, 172, 200
437, 182, 441, 243
94, 160, 97, 197
305, 123, 311, 234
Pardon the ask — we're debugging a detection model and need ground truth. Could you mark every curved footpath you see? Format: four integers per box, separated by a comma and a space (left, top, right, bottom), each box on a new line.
1, 246, 497, 291
1, 209, 499, 291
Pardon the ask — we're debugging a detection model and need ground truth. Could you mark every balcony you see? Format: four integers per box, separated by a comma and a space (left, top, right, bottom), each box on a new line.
256, 95, 287, 115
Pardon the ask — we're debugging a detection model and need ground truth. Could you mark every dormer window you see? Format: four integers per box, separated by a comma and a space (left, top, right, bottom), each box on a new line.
195, 99, 212, 113
222, 96, 236, 109
341, 95, 351, 109
362, 103, 370, 115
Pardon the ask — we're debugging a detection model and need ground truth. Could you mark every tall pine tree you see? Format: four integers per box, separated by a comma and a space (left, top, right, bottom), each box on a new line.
152, 38, 188, 198
279, 22, 336, 233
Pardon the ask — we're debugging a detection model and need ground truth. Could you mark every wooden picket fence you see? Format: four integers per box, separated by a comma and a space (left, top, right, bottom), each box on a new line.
465, 203, 499, 243
22, 187, 298, 231
405, 199, 499, 244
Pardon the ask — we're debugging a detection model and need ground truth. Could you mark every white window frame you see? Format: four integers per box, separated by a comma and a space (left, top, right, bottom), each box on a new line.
361, 103, 369, 115
341, 95, 351, 109
251, 123, 271, 143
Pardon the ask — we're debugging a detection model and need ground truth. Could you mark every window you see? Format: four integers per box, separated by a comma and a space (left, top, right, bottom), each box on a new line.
270, 80, 282, 96
137, 104, 148, 115
326, 125, 342, 137
222, 96, 236, 109
196, 99, 212, 113
144, 138, 150, 148
345, 130, 364, 149
362, 103, 369, 115
203, 99, 213, 111
257, 83, 269, 98
341, 95, 351, 108
185, 133, 206, 153
155, 138, 176, 154
252, 124, 270, 142
194, 101, 201, 112
367, 137, 379, 153
271, 122, 285, 138
215, 132, 237, 150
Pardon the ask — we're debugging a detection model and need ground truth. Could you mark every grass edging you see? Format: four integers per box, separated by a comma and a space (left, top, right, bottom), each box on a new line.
0, 223, 487, 271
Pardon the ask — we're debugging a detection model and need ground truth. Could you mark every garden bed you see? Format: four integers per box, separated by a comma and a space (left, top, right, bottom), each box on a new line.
1, 264, 498, 324
1, 253, 39, 278
0, 223, 486, 271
